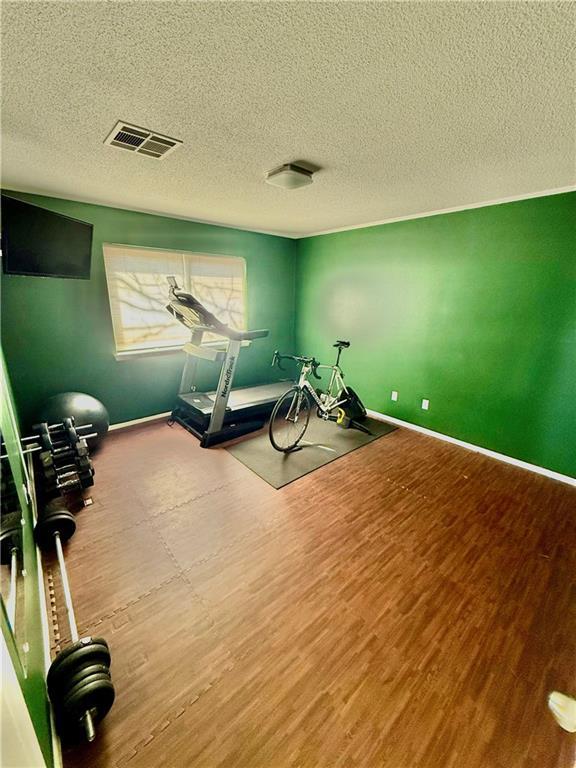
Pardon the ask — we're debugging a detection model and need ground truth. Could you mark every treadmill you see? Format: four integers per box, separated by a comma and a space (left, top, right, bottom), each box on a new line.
166, 277, 289, 447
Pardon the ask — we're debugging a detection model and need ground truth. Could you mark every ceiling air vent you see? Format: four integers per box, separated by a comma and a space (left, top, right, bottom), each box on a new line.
104, 121, 182, 160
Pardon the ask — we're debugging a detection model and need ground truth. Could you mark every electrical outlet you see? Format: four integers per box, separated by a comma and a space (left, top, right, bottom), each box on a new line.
421, 398, 430, 410
391, 390, 398, 402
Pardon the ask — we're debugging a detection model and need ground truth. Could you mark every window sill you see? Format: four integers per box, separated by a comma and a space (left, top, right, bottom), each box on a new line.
114, 339, 251, 361
114, 346, 184, 361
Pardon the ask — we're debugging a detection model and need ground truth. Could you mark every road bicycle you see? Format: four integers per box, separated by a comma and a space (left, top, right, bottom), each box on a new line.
269, 340, 368, 452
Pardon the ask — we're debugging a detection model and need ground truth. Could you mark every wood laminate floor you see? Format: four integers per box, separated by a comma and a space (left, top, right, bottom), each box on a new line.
50, 420, 576, 768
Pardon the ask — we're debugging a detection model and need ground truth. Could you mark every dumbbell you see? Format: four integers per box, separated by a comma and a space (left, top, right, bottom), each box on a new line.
35, 500, 114, 742
35, 421, 95, 502
44, 464, 93, 494
36, 420, 94, 469
47, 425, 89, 466
1, 511, 22, 629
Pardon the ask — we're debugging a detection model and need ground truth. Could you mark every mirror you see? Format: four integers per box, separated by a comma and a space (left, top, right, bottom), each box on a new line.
1, 437, 27, 670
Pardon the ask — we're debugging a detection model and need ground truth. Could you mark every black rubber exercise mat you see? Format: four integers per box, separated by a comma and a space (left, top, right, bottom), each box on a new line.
226, 416, 396, 488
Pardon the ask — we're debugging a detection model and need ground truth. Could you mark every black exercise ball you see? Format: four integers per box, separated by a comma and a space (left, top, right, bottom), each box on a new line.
37, 393, 109, 449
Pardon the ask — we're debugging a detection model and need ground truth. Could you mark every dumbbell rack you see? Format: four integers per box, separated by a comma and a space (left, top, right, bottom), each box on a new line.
1, 419, 95, 458
34, 419, 96, 500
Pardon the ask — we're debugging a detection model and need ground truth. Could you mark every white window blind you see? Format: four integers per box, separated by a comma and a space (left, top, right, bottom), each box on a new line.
103, 244, 246, 353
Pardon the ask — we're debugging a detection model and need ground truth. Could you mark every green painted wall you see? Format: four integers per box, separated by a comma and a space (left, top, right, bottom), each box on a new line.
295, 192, 576, 478
1, 191, 296, 427
3, 190, 574, 477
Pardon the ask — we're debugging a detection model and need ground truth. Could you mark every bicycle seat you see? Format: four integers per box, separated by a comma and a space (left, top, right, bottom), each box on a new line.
334, 340, 350, 349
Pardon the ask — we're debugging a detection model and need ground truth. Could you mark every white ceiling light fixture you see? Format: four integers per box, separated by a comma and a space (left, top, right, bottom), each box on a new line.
265, 163, 314, 190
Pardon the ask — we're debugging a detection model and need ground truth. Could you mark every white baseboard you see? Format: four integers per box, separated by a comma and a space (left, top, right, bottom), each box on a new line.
367, 410, 576, 487
109, 411, 171, 431
109, 407, 575, 488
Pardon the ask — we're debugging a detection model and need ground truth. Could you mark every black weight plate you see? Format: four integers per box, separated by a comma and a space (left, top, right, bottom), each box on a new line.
47, 638, 110, 690
36, 423, 53, 452
0, 511, 20, 535
62, 676, 115, 721
57, 678, 115, 742
79, 473, 94, 489
43, 499, 73, 517
40, 449, 54, 464
76, 441, 89, 457
64, 418, 80, 448
0, 541, 19, 564
1, 523, 20, 543
52, 435, 71, 445
52, 663, 111, 701
34, 509, 76, 549
58, 483, 82, 497
61, 672, 112, 713
0, 515, 21, 564
53, 462, 77, 474
54, 670, 110, 713
76, 453, 91, 469
53, 450, 76, 463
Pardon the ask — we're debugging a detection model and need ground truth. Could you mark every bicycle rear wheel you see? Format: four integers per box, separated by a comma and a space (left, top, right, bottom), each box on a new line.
269, 387, 312, 452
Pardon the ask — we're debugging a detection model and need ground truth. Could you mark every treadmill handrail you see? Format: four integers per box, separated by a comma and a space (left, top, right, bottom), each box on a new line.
240, 329, 269, 341
167, 277, 269, 343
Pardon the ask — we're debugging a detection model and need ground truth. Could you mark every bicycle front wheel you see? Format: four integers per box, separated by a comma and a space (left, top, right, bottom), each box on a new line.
269, 387, 312, 452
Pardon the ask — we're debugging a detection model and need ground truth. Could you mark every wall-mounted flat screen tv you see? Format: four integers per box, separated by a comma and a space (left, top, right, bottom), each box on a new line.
1, 195, 93, 279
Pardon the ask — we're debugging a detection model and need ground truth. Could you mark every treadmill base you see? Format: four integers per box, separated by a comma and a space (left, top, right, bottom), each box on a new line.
170, 381, 290, 448
171, 411, 266, 447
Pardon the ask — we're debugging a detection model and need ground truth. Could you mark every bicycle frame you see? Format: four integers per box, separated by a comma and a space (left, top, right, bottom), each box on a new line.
270, 342, 367, 451
297, 360, 350, 416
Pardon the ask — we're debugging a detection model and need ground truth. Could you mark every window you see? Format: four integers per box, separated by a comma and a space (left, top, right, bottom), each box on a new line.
103, 244, 246, 354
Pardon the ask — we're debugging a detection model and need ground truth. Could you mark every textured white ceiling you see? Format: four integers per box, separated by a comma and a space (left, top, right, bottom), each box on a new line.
1, 1, 574, 238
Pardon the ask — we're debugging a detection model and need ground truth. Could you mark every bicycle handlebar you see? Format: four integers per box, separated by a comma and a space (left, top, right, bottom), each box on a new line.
272, 351, 322, 379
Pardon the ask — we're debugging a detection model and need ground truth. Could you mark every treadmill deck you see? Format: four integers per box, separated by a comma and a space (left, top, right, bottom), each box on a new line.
178, 381, 291, 415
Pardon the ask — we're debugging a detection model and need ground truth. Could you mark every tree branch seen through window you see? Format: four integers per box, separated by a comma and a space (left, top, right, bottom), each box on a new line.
103, 246, 246, 353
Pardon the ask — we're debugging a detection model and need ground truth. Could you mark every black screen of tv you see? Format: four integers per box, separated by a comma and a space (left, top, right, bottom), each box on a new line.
1, 195, 93, 279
